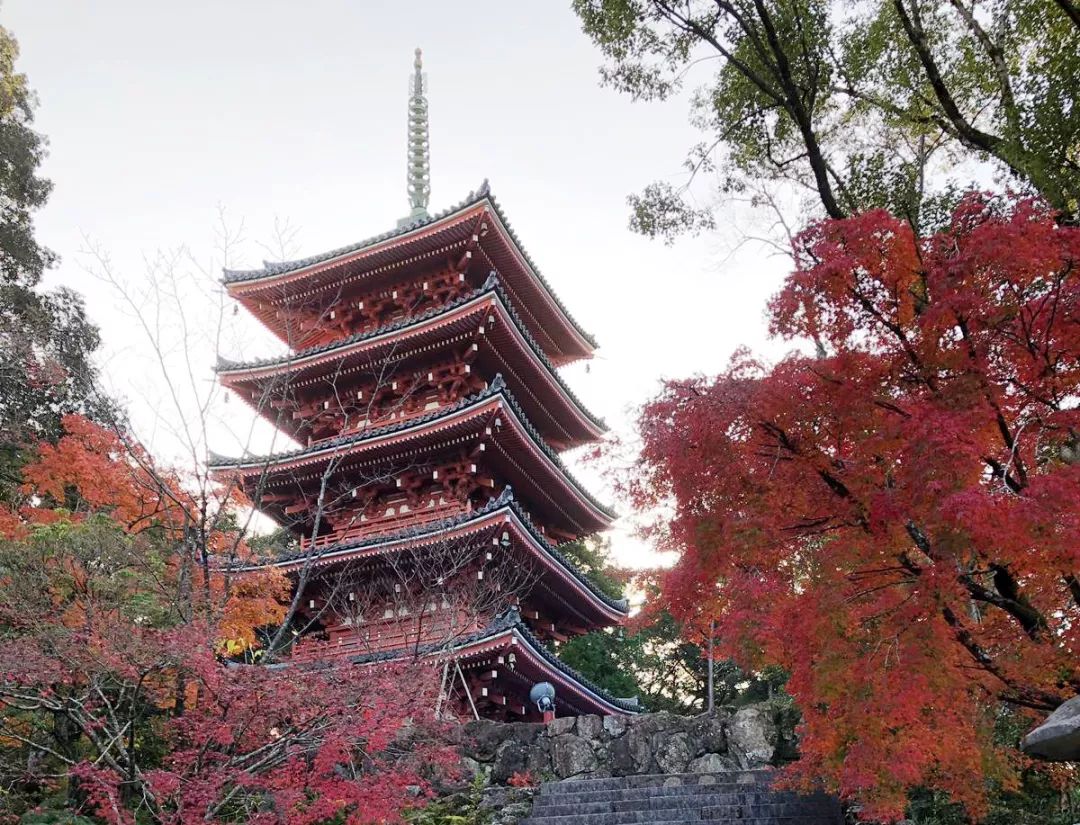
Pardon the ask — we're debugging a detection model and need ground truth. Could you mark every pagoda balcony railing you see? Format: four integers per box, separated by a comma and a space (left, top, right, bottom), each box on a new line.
299, 499, 470, 552
306, 397, 451, 446
289, 615, 484, 663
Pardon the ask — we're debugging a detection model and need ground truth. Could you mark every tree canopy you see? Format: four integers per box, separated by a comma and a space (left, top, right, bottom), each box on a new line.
0, 24, 111, 457
574, 0, 1080, 234
624, 193, 1080, 819
0, 415, 457, 824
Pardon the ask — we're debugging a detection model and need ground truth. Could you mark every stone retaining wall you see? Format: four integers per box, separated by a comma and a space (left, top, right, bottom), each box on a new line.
458, 704, 794, 785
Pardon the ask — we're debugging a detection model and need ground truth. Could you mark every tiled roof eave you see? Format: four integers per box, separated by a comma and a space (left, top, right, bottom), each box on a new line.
246, 492, 630, 621
509, 620, 641, 714
220, 187, 489, 286
220, 183, 597, 351
252, 491, 628, 618
216, 280, 606, 433
345, 609, 640, 714
209, 381, 617, 521
481, 193, 597, 349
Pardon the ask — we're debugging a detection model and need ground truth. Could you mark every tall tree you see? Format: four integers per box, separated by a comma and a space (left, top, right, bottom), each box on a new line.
573, 0, 1080, 234
0, 24, 110, 456
624, 194, 1080, 820
561, 610, 709, 714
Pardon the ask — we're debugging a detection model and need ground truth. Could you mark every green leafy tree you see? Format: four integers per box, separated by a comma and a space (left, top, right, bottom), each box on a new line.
556, 546, 789, 714
558, 535, 626, 600
562, 608, 792, 714
0, 24, 111, 461
573, 0, 1080, 234
560, 612, 705, 713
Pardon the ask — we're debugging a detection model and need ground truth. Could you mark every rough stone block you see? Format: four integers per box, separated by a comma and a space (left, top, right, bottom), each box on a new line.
577, 714, 603, 741
688, 713, 728, 755
688, 752, 736, 773
545, 715, 576, 737
492, 739, 531, 784
610, 727, 653, 775
729, 706, 777, 768
653, 731, 693, 774
551, 733, 598, 778
602, 714, 627, 737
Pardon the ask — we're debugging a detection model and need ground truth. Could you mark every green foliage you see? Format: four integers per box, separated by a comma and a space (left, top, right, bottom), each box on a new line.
628, 182, 715, 244
0, 25, 54, 288
574, 0, 1080, 232
907, 778, 1080, 825
900, 707, 1080, 825
560, 609, 792, 715
557, 536, 625, 600
19, 810, 98, 825
0, 25, 112, 454
557, 627, 643, 699
249, 524, 300, 559
0, 515, 180, 635
406, 776, 492, 825
555, 538, 794, 715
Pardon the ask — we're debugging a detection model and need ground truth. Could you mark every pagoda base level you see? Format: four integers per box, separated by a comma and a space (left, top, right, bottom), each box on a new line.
291, 608, 640, 719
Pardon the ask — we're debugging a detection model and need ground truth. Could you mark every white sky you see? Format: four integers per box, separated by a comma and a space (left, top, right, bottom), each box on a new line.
5, 1, 795, 568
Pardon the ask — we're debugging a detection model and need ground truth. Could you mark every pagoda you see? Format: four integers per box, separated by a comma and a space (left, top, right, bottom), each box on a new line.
211, 50, 637, 720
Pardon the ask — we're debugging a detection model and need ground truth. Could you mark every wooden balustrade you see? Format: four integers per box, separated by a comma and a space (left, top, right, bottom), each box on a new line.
300, 499, 469, 551
290, 612, 484, 662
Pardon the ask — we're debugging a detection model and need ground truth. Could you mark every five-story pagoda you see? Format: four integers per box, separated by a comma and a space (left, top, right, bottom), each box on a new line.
211, 50, 637, 720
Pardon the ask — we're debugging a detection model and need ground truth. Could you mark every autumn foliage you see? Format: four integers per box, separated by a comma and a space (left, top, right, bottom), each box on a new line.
0, 417, 457, 824
628, 195, 1080, 820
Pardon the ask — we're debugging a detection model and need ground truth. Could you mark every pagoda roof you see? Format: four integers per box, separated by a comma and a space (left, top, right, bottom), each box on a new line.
252, 488, 629, 627
210, 377, 616, 535
221, 182, 596, 362
216, 273, 605, 446
346, 606, 642, 715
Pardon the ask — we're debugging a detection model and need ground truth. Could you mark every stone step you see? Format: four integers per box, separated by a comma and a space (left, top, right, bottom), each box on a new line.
523, 772, 842, 825
525, 816, 839, 825
535, 770, 770, 795
533, 786, 802, 808
533, 794, 837, 817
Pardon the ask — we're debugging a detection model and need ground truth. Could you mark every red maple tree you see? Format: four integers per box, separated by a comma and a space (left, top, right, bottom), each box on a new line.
0, 417, 458, 824
626, 195, 1080, 819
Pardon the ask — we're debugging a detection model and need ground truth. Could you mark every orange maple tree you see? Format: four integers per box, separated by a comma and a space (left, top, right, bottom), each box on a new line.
0, 416, 457, 823
626, 195, 1080, 819
7, 413, 287, 652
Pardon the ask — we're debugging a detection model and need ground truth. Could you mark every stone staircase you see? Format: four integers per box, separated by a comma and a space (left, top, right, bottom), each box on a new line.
523, 770, 842, 825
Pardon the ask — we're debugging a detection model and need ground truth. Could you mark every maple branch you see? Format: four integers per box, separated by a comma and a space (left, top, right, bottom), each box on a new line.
757, 419, 870, 531
982, 455, 1023, 493
941, 606, 1062, 711
1064, 574, 1080, 609
906, 521, 1049, 640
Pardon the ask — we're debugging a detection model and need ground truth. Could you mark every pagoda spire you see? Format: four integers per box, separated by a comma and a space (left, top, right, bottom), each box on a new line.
402, 47, 431, 226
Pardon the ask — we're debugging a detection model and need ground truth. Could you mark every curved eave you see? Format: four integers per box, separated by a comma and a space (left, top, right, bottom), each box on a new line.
211, 385, 616, 530
505, 626, 640, 715
222, 185, 596, 361
253, 500, 627, 626
351, 616, 640, 715
217, 287, 606, 444
456, 628, 638, 715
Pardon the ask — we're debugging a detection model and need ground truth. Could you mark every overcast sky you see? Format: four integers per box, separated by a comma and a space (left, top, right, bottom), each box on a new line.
5, 1, 795, 567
